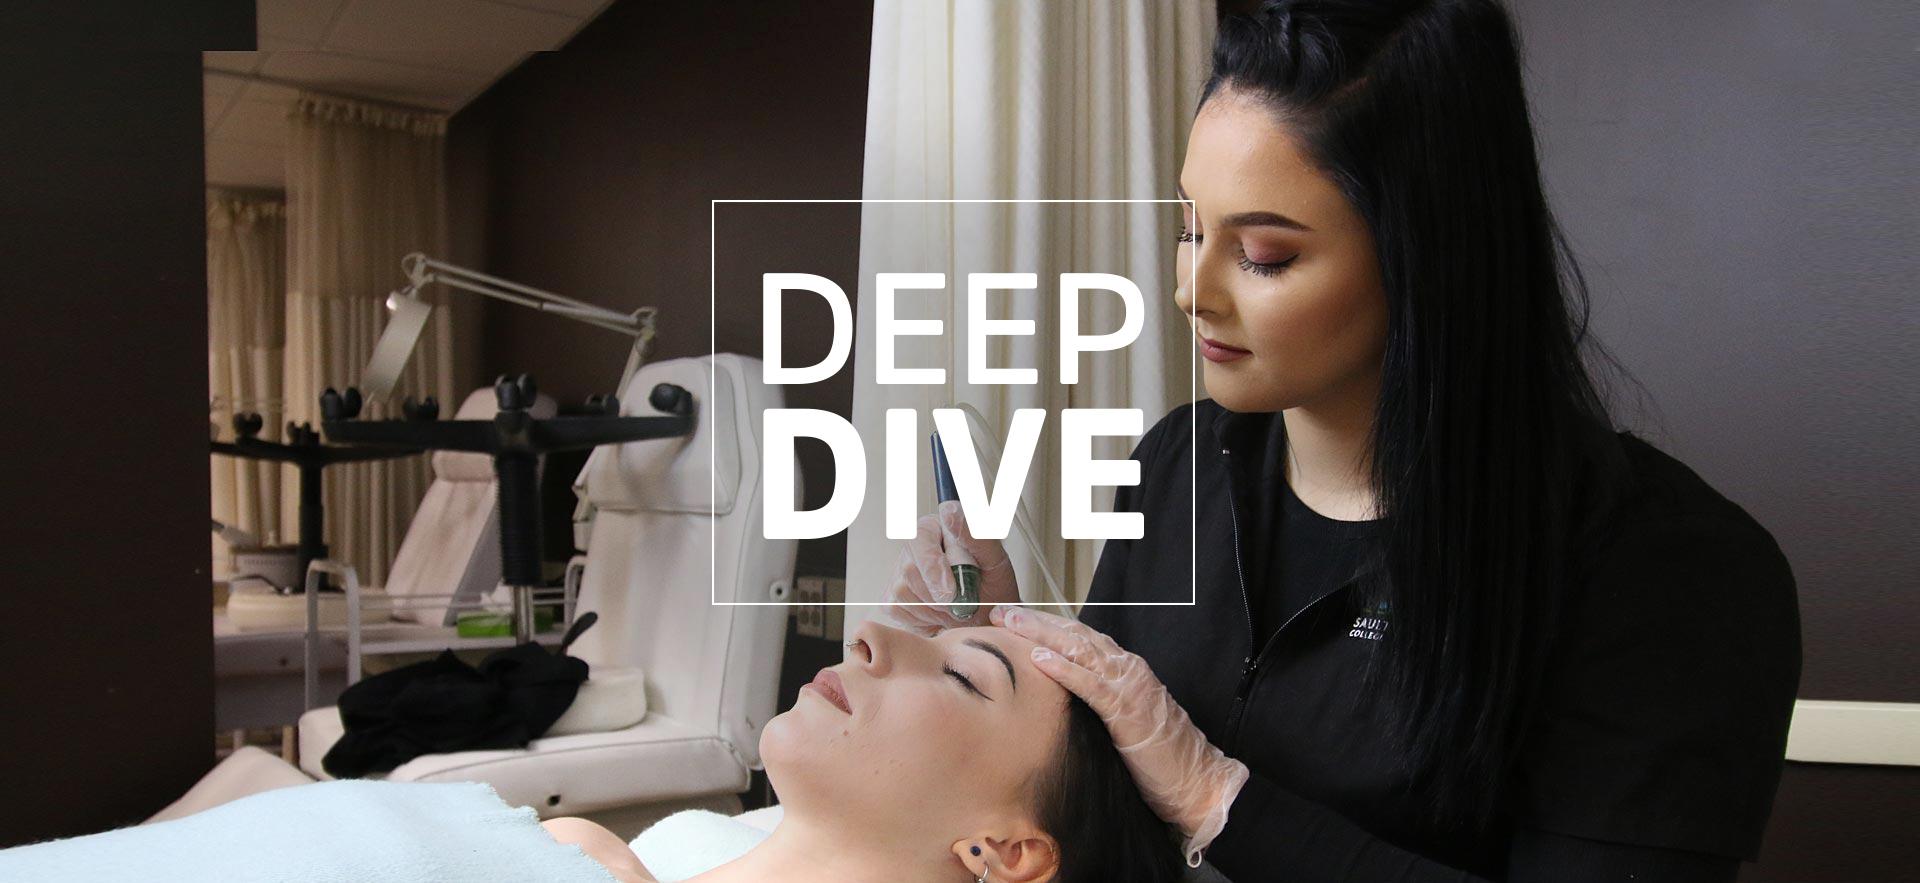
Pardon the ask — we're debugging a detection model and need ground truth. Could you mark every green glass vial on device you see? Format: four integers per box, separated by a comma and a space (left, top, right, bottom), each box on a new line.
948, 562, 982, 620
931, 431, 981, 620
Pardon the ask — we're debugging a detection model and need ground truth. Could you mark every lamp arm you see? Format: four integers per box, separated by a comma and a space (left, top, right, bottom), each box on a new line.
361, 252, 658, 401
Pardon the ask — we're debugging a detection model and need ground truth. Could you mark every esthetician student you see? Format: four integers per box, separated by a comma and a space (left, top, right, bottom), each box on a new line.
885, 1, 1801, 881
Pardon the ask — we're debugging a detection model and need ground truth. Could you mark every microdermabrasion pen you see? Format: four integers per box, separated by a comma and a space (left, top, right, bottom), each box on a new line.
930, 431, 981, 620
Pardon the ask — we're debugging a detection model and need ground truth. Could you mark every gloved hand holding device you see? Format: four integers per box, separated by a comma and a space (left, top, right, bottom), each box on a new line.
880, 500, 1021, 635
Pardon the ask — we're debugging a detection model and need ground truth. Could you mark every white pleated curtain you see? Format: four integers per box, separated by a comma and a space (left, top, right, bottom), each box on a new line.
844, 1, 1215, 621
283, 94, 455, 588
209, 192, 286, 577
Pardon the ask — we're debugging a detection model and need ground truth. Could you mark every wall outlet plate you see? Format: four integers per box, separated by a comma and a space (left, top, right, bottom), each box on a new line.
791, 576, 846, 640
793, 576, 826, 638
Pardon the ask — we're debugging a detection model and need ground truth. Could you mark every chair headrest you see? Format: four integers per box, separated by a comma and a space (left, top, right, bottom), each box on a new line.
580, 356, 748, 515
432, 387, 559, 482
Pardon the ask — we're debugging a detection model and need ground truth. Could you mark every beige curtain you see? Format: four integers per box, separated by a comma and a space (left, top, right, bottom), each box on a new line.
209, 192, 287, 577
843, 1, 1215, 626
283, 94, 455, 587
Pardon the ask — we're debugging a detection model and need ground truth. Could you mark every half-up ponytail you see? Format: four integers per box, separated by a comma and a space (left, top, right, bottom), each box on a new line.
1200, 0, 1634, 832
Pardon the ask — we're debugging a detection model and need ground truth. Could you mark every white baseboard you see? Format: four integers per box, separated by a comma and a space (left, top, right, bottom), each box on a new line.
1785, 700, 1920, 766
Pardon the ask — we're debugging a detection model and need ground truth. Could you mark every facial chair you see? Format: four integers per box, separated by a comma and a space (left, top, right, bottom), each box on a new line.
297, 354, 797, 835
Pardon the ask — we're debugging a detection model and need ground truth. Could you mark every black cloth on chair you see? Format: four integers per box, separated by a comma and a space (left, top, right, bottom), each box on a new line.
322, 613, 597, 778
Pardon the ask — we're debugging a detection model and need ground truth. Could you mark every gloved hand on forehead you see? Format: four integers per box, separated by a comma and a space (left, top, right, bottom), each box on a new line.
990, 603, 1249, 869
880, 501, 1021, 635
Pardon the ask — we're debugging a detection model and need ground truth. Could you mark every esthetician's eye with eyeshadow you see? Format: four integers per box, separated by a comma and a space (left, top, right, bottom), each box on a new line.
1173, 220, 1296, 277
1237, 249, 1299, 277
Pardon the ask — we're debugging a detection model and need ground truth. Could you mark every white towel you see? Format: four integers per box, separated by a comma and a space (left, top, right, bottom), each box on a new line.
0, 780, 615, 883
628, 809, 770, 882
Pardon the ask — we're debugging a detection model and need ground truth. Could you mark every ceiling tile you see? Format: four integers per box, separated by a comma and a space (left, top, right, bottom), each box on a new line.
204, 93, 234, 133
214, 97, 292, 149
325, 0, 582, 54
259, 51, 482, 110
256, 0, 346, 46
204, 73, 242, 131
207, 139, 286, 190
348, 47, 529, 77
204, 74, 243, 99
204, 2, 607, 118
203, 37, 308, 78
202, 50, 264, 74
258, 35, 310, 53
237, 80, 301, 105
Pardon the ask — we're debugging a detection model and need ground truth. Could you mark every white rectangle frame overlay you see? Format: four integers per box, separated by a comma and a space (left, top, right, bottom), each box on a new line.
712, 199, 1196, 607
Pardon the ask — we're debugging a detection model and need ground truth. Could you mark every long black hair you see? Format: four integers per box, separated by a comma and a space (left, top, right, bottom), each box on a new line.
1033, 695, 1186, 882
1202, 0, 1637, 830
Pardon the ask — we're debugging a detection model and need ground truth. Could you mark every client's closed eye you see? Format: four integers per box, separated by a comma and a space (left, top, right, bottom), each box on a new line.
945, 664, 991, 700
942, 638, 1019, 701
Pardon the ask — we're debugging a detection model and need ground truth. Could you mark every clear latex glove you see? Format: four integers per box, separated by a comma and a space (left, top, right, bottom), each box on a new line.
879, 501, 1021, 635
990, 604, 1250, 868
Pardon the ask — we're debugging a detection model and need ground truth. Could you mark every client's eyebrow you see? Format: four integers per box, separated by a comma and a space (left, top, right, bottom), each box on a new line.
963, 638, 1018, 693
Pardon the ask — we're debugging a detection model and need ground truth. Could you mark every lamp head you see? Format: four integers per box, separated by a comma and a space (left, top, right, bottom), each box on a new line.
385, 284, 420, 312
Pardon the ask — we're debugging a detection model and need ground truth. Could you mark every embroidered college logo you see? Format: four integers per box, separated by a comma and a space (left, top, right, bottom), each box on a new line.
1348, 600, 1389, 641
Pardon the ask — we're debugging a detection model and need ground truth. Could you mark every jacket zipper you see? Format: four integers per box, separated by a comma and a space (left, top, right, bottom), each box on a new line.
1219, 443, 1348, 755
1221, 444, 1262, 750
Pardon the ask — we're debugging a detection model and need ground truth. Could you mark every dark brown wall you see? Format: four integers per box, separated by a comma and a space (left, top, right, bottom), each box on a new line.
0, 1, 253, 845
1505, 1, 1917, 878
448, 0, 872, 578
1750, 763, 1920, 883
